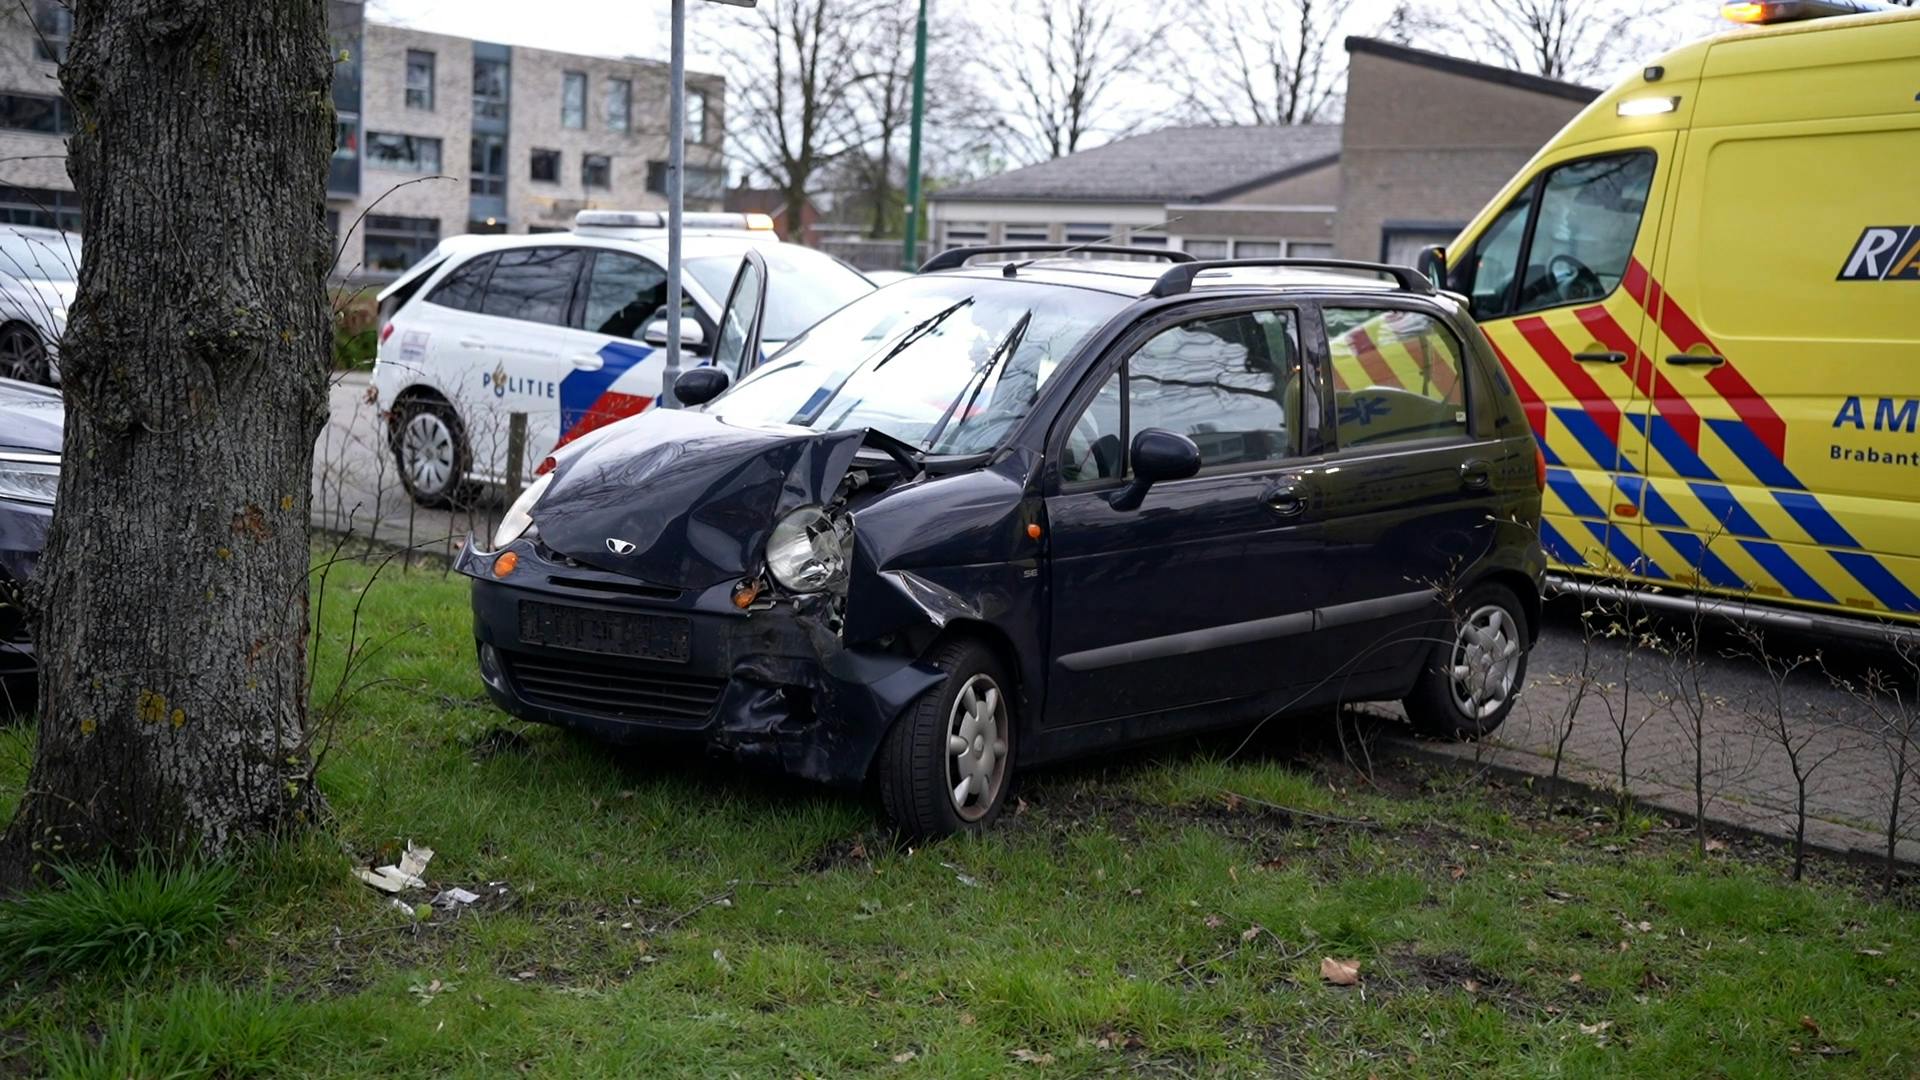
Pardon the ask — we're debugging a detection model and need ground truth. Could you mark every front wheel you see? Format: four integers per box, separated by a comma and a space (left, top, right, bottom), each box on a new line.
877, 638, 1016, 837
1403, 582, 1529, 740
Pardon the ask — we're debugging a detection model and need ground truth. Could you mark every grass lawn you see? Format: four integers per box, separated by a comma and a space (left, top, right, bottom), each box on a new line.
1, 550, 1918, 1077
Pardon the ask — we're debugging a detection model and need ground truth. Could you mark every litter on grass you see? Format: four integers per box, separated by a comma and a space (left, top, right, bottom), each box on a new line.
354, 841, 435, 893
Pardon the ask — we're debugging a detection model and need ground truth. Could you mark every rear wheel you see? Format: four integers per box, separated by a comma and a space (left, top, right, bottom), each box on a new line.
1403, 582, 1529, 739
877, 638, 1015, 837
392, 397, 469, 508
0, 323, 49, 385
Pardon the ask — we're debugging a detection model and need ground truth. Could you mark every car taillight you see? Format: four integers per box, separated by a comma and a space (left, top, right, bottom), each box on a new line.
535, 455, 556, 477
379, 322, 396, 345
1534, 444, 1548, 492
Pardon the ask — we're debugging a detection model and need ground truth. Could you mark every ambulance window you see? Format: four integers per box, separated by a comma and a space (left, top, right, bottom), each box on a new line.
1454, 188, 1532, 319
1513, 151, 1655, 315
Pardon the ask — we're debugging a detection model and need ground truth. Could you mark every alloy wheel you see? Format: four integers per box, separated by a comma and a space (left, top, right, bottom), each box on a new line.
1449, 604, 1521, 720
0, 325, 47, 384
945, 673, 1008, 822
402, 411, 456, 497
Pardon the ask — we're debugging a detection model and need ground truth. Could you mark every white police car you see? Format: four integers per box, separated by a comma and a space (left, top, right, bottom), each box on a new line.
370, 211, 875, 506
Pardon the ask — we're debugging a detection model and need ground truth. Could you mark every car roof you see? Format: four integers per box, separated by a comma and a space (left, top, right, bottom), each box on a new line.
376, 229, 804, 302
930, 256, 1412, 299
0, 224, 75, 243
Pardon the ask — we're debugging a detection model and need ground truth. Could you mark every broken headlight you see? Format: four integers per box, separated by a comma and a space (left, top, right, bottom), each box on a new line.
491, 472, 553, 550
765, 505, 852, 593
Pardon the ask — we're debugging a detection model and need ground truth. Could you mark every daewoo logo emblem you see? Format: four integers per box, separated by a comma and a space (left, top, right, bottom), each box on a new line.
605, 538, 636, 555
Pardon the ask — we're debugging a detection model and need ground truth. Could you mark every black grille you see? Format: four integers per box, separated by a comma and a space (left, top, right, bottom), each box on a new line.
502, 650, 725, 727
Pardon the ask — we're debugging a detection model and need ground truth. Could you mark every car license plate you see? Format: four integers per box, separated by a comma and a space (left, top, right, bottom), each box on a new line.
518, 601, 691, 663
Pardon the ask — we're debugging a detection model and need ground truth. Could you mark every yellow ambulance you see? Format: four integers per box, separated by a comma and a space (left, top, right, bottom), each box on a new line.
1424, 0, 1920, 639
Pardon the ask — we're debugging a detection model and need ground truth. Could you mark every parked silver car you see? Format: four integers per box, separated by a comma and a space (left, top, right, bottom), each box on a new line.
0, 225, 81, 386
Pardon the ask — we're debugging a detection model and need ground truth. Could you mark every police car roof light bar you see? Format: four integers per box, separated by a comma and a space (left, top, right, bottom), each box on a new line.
919, 244, 1195, 274
1149, 258, 1438, 298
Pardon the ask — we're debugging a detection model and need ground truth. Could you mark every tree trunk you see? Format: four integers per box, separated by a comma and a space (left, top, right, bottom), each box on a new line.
1, 0, 332, 885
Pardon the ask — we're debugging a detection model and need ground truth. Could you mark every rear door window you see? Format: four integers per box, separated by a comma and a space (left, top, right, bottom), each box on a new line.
1324, 307, 1470, 449
424, 253, 495, 313
480, 247, 582, 326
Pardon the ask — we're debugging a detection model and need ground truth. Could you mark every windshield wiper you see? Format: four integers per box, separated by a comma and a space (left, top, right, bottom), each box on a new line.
870, 296, 973, 372
922, 310, 1032, 453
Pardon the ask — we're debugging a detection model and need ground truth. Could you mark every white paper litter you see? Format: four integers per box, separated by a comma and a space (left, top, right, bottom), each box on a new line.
354, 841, 435, 894
432, 887, 480, 908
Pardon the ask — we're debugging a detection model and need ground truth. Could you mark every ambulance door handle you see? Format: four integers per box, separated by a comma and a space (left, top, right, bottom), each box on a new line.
1573, 351, 1627, 365
1665, 353, 1725, 368
569, 353, 605, 371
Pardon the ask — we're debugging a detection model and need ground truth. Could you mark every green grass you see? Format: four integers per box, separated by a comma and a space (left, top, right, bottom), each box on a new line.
1, 551, 1917, 1076
0, 856, 235, 977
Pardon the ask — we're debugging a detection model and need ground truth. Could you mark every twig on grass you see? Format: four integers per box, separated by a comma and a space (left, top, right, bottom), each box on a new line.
1221, 790, 1381, 830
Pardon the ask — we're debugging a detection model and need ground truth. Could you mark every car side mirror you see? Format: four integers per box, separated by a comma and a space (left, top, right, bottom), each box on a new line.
673, 365, 730, 407
1416, 244, 1448, 288
1109, 428, 1200, 512
643, 316, 708, 353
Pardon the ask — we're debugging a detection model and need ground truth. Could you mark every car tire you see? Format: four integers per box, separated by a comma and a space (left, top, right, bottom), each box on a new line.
0, 323, 50, 386
1403, 581, 1530, 740
877, 637, 1016, 837
391, 397, 470, 509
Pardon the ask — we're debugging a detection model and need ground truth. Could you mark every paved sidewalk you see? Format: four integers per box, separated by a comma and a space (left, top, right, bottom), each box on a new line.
1376, 613, 1920, 866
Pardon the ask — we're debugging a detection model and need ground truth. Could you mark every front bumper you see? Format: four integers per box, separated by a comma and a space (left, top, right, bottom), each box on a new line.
0, 498, 49, 678
457, 540, 945, 788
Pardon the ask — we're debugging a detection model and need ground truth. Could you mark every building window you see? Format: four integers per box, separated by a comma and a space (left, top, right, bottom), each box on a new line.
582, 154, 611, 189
1004, 227, 1049, 245
1288, 240, 1336, 259
645, 161, 724, 201
0, 185, 81, 232
530, 148, 560, 184
0, 93, 71, 135
605, 77, 631, 133
687, 89, 709, 144
363, 215, 440, 274
1127, 234, 1167, 248
942, 222, 988, 247
366, 132, 441, 173
561, 71, 586, 129
1063, 223, 1111, 244
405, 50, 435, 110
471, 134, 507, 196
473, 58, 509, 122
1234, 240, 1283, 258
31, 0, 71, 63
1182, 239, 1229, 259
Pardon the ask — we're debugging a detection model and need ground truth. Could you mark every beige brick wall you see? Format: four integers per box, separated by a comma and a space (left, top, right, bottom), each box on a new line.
0, 7, 72, 193
341, 24, 471, 256
1335, 49, 1590, 261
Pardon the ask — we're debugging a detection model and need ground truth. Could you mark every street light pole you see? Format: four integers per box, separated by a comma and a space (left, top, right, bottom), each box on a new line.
662, 0, 688, 407
900, 0, 929, 270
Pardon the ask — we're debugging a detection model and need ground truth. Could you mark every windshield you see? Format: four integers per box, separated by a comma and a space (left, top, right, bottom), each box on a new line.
708, 275, 1128, 455
0, 232, 80, 283
686, 246, 872, 342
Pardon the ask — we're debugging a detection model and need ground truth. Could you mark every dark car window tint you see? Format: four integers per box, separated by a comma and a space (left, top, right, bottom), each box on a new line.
481, 247, 581, 326
583, 251, 668, 339
425, 253, 495, 313
1324, 307, 1469, 449
1060, 369, 1123, 482
1127, 310, 1300, 471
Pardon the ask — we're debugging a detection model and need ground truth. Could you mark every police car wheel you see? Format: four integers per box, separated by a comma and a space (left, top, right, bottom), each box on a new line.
393, 399, 470, 508
1403, 582, 1529, 740
0, 324, 49, 386
877, 637, 1015, 838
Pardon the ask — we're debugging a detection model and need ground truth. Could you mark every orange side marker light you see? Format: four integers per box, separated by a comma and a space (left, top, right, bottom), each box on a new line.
733, 581, 761, 609
492, 551, 519, 578
1026, 524, 1043, 540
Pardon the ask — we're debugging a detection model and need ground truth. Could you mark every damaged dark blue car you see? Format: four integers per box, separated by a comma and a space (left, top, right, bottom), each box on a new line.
459, 246, 1546, 835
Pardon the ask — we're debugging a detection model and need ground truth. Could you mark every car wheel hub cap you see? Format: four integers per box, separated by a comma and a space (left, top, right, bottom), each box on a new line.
403, 413, 454, 494
1449, 604, 1520, 720
945, 674, 1008, 822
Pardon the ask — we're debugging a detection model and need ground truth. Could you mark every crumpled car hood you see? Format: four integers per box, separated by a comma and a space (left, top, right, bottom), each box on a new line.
532, 407, 866, 590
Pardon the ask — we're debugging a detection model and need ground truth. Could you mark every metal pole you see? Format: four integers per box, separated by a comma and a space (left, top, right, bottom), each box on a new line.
663, 0, 687, 407
900, 0, 929, 270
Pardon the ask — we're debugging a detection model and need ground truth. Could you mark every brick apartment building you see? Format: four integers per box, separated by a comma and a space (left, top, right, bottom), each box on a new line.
929, 36, 1599, 268
0, 0, 727, 279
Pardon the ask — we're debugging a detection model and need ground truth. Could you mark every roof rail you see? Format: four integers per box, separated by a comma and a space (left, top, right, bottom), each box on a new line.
1149, 258, 1436, 298
920, 244, 1195, 274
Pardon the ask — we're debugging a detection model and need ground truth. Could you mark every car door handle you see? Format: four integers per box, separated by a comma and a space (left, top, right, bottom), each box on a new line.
569, 353, 605, 371
1665, 353, 1725, 368
458, 336, 487, 350
1264, 482, 1310, 517
1573, 351, 1627, 365
1459, 458, 1492, 492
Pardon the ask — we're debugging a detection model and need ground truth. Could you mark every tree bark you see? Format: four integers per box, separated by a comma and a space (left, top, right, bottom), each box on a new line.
1, 0, 332, 885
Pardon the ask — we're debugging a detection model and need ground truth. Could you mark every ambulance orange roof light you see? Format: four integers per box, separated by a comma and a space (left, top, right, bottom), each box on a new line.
1722, 0, 1890, 24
